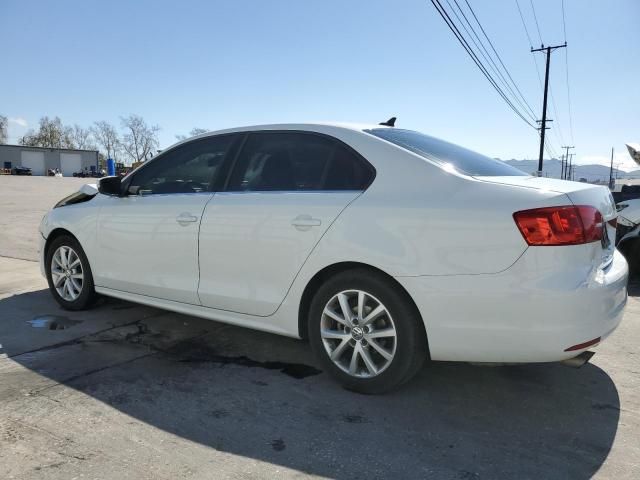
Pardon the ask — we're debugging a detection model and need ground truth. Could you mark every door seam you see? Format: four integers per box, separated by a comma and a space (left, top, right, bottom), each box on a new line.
267, 190, 366, 316
196, 193, 217, 305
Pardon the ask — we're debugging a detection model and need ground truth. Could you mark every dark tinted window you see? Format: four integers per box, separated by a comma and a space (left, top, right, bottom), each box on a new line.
365, 128, 526, 177
129, 135, 234, 194
227, 132, 373, 191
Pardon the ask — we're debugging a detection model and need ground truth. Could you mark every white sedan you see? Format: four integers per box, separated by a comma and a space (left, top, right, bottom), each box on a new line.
39, 122, 628, 393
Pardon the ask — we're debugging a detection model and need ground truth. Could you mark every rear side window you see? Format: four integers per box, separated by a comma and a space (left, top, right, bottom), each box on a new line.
365, 128, 526, 177
128, 135, 234, 194
227, 132, 374, 191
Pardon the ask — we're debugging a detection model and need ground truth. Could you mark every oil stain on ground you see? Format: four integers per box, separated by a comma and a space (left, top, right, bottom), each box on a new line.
165, 338, 321, 379
270, 438, 286, 451
27, 315, 82, 331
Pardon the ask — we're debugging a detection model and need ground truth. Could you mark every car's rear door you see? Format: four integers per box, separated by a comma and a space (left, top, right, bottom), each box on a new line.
198, 131, 374, 316
94, 134, 238, 304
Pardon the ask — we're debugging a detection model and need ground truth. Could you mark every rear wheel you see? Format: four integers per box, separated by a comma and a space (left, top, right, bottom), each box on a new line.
308, 269, 427, 394
45, 235, 97, 310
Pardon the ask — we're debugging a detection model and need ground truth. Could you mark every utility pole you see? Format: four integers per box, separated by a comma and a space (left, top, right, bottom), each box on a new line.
609, 147, 615, 189
561, 153, 565, 180
532, 43, 567, 176
561, 145, 574, 180
567, 153, 575, 181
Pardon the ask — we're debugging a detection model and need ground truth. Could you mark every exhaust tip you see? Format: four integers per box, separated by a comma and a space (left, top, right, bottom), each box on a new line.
562, 350, 595, 368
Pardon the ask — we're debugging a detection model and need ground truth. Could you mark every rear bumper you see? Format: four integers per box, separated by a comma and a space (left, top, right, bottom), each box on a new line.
397, 248, 628, 363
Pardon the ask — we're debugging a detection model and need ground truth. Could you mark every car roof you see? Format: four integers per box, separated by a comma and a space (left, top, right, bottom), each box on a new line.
205, 122, 389, 135
168, 122, 393, 151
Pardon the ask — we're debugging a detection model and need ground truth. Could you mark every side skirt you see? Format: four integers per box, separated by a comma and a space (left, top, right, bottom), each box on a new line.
94, 286, 301, 339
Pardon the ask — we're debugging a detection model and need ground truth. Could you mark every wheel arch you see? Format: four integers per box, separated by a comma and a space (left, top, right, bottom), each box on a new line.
44, 228, 79, 257
297, 261, 428, 350
43, 227, 95, 278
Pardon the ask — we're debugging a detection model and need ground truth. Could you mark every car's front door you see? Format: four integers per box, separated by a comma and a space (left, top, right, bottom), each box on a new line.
198, 131, 375, 316
94, 134, 237, 304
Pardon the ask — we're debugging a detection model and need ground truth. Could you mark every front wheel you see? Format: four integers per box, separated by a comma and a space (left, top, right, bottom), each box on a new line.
45, 235, 97, 310
308, 270, 427, 394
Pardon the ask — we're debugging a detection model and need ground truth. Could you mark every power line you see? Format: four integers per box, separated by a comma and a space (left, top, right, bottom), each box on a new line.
561, 0, 568, 40
459, 0, 538, 120
528, 0, 544, 46
445, 0, 537, 122
561, 0, 575, 144
515, 0, 546, 98
430, 0, 537, 128
549, 90, 566, 146
431, 0, 536, 127
526, 0, 567, 147
516, 0, 571, 174
514, 0, 534, 47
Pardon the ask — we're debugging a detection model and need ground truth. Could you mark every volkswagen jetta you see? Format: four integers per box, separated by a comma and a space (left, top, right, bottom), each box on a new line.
39, 123, 628, 393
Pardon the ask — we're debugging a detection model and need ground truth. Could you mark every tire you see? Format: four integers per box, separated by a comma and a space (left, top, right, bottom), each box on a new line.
620, 239, 640, 278
308, 269, 428, 394
45, 234, 97, 310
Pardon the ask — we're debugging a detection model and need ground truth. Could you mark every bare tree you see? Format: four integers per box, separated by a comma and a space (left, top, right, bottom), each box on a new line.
189, 127, 208, 137
175, 127, 208, 141
71, 124, 94, 150
0, 115, 7, 144
19, 116, 74, 148
121, 114, 160, 164
91, 120, 120, 160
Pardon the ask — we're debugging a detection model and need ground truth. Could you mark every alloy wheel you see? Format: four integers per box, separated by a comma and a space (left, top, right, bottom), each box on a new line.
320, 289, 397, 378
51, 245, 84, 302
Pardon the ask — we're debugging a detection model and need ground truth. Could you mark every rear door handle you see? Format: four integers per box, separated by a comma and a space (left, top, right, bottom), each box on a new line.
176, 213, 198, 226
291, 214, 321, 230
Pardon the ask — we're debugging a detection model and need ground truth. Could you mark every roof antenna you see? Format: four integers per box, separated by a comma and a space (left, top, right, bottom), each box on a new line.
379, 116, 396, 127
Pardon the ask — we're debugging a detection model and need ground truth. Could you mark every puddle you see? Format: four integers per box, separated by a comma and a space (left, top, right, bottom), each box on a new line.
167, 339, 322, 379
28, 315, 82, 331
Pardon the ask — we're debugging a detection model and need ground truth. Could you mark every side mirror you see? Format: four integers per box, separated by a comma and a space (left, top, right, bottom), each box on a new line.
98, 176, 123, 196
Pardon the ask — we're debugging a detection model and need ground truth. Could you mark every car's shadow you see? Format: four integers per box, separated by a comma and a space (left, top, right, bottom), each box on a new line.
1, 288, 623, 479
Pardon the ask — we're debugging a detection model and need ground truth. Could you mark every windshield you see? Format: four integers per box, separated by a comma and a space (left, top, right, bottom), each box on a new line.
365, 128, 527, 177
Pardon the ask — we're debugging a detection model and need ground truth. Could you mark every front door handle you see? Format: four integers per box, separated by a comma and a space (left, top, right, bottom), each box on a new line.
176, 213, 198, 226
292, 214, 321, 231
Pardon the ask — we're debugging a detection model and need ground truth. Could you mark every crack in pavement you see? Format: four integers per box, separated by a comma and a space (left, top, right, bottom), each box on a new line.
0, 254, 39, 263
27, 351, 158, 397
5, 311, 166, 359
24, 328, 213, 397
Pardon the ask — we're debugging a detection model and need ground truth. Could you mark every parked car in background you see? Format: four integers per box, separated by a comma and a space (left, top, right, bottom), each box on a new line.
613, 185, 640, 274
72, 168, 102, 178
38, 122, 628, 393
12, 166, 32, 175
612, 184, 640, 204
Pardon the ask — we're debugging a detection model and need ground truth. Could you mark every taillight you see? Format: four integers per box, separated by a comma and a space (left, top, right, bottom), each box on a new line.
513, 205, 603, 246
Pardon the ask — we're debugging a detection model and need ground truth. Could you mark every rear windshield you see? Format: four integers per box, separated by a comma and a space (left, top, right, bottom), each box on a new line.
365, 128, 527, 177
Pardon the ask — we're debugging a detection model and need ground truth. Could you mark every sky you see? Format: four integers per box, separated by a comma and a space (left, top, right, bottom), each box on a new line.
1, 0, 639, 172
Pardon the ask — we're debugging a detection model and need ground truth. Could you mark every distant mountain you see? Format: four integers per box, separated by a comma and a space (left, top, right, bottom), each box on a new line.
502, 159, 640, 183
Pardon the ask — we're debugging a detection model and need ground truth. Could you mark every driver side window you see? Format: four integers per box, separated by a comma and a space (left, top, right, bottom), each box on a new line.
128, 135, 234, 195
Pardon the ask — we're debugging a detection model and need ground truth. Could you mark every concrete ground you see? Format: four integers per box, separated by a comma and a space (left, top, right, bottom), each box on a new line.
0, 176, 89, 261
0, 176, 639, 479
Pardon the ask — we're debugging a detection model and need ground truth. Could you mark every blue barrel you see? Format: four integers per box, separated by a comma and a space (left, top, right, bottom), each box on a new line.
107, 158, 115, 176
